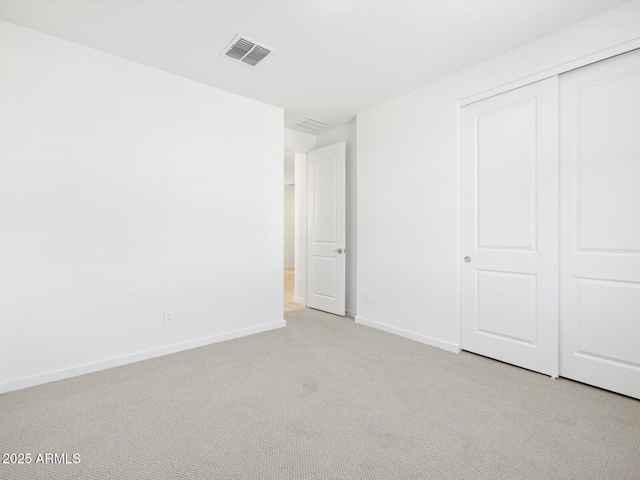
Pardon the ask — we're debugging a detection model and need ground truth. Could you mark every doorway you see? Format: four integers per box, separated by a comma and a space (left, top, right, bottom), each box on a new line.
282, 142, 347, 316
284, 148, 305, 312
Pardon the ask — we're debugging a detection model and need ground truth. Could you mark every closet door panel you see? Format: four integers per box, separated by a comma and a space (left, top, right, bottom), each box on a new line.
461, 77, 559, 376
560, 48, 640, 399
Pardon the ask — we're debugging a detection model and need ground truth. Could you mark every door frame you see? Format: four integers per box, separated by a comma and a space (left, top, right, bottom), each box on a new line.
455, 39, 640, 363
283, 145, 309, 309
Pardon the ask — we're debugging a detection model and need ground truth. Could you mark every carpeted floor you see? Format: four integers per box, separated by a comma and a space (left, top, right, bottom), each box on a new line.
1, 308, 639, 480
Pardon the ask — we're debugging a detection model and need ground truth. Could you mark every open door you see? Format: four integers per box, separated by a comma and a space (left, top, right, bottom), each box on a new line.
306, 142, 346, 316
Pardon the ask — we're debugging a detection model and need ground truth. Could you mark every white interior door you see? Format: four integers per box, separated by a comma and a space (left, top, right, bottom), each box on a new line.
307, 142, 346, 316
461, 77, 559, 376
560, 49, 640, 399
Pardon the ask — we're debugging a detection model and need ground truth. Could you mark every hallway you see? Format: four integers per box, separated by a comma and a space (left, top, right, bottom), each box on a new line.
284, 268, 304, 312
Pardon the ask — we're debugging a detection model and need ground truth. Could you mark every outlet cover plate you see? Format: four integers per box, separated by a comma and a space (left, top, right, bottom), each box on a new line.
163, 309, 175, 325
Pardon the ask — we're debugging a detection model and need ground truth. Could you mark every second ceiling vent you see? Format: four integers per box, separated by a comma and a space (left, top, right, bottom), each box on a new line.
222, 34, 273, 67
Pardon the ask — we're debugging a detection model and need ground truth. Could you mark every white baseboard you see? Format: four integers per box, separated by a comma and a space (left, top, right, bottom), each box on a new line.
354, 316, 461, 354
0, 320, 286, 395
292, 296, 306, 305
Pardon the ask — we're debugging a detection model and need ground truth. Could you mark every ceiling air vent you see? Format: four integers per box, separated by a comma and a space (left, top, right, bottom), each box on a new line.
293, 117, 331, 132
222, 34, 273, 67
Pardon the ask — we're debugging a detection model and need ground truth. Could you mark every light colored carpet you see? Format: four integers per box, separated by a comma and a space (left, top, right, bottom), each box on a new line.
1, 307, 639, 480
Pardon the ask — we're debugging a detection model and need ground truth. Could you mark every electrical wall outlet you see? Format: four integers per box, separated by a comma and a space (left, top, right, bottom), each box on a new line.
163, 309, 175, 325
363, 291, 371, 304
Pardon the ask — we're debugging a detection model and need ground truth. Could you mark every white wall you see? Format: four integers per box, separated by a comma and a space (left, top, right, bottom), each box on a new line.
316, 121, 357, 316
284, 185, 295, 268
284, 149, 296, 185
0, 22, 284, 393
356, 2, 640, 351
284, 128, 316, 152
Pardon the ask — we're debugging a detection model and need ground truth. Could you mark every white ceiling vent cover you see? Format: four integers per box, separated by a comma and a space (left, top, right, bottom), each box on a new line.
222, 34, 273, 67
293, 117, 331, 132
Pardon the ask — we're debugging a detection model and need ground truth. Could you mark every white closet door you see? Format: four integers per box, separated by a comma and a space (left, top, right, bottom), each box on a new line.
461, 77, 559, 376
560, 49, 640, 399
